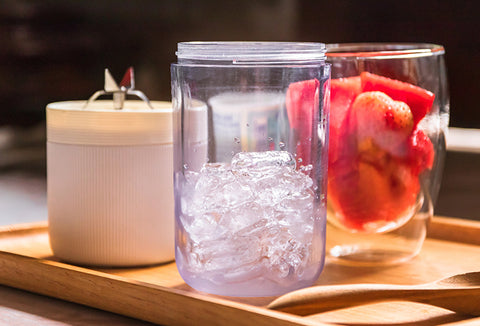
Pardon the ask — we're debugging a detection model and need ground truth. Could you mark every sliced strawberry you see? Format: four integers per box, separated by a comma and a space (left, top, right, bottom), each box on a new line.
286, 79, 319, 166
329, 77, 361, 166
330, 76, 362, 131
407, 129, 435, 175
328, 156, 419, 232
350, 91, 414, 156
360, 72, 435, 126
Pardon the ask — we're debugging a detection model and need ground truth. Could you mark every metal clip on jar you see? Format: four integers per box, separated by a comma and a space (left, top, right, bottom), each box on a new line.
171, 42, 331, 296
47, 68, 175, 267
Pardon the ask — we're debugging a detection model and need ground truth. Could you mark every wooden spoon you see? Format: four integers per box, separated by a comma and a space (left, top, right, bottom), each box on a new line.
268, 271, 480, 316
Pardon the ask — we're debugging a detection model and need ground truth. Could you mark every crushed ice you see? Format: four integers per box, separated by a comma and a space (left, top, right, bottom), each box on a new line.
179, 151, 316, 285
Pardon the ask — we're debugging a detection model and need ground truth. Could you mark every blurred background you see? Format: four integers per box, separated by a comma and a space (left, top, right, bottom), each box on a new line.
0, 0, 479, 225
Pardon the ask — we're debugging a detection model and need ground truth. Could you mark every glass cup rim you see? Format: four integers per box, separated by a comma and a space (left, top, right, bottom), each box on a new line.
326, 43, 445, 59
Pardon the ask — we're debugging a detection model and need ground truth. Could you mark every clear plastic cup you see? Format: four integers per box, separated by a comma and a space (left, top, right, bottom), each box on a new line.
171, 42, 330, 296
326, 43, 449, 265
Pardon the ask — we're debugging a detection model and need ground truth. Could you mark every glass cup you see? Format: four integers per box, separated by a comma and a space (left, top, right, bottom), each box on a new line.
171, 42, 330, 296
325, 43, 449, 265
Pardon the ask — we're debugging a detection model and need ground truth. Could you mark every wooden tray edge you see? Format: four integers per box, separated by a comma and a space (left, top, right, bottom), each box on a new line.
429, 216, 480, 246
0, 250, 329, 326
0, 221, 48, 237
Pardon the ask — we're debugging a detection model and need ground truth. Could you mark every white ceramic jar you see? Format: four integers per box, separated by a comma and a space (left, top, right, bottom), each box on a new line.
46, 100, 175, 266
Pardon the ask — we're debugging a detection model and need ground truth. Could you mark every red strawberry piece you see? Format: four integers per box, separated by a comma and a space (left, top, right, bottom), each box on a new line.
286, 79, 320, 166
329, 77, 362, 165
330, 76, 362, 131
349, 91, 414, 156
360, 72, 435, 126
328, 155, 419, 232
407, 129, 435, 175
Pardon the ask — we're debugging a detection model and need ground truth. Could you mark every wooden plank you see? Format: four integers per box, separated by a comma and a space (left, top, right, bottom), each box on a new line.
429, 216, 480, 245
0, 284, 152, 326
0, 250, 322, 326
0, 221, 48, 236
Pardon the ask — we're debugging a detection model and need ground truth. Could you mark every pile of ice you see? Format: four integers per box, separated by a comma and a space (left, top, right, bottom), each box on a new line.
178, 151, 316, 285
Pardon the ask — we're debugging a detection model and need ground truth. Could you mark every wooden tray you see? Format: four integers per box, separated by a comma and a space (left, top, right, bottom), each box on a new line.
1, 216, 480, 326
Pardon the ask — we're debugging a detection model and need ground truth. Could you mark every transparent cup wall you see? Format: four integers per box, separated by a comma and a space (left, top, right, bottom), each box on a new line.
326, 43, 449, 265
171, 42, 330, 296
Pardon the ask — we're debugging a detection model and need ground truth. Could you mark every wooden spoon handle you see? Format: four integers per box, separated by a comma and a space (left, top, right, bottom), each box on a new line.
268, 284, 416, 316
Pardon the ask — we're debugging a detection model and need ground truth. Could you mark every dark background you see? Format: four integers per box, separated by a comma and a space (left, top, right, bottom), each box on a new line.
0, 0, 478, 127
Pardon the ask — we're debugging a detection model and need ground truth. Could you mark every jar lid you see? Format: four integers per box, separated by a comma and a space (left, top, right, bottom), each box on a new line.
47, 100, 172, 145
176, 42, 326, 65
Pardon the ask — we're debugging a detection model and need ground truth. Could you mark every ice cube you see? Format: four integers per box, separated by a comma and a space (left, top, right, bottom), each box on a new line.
231, 151, 296, 177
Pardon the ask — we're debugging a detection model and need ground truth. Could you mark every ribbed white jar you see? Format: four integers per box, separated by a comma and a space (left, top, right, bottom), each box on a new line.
46, 100, 174, 266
